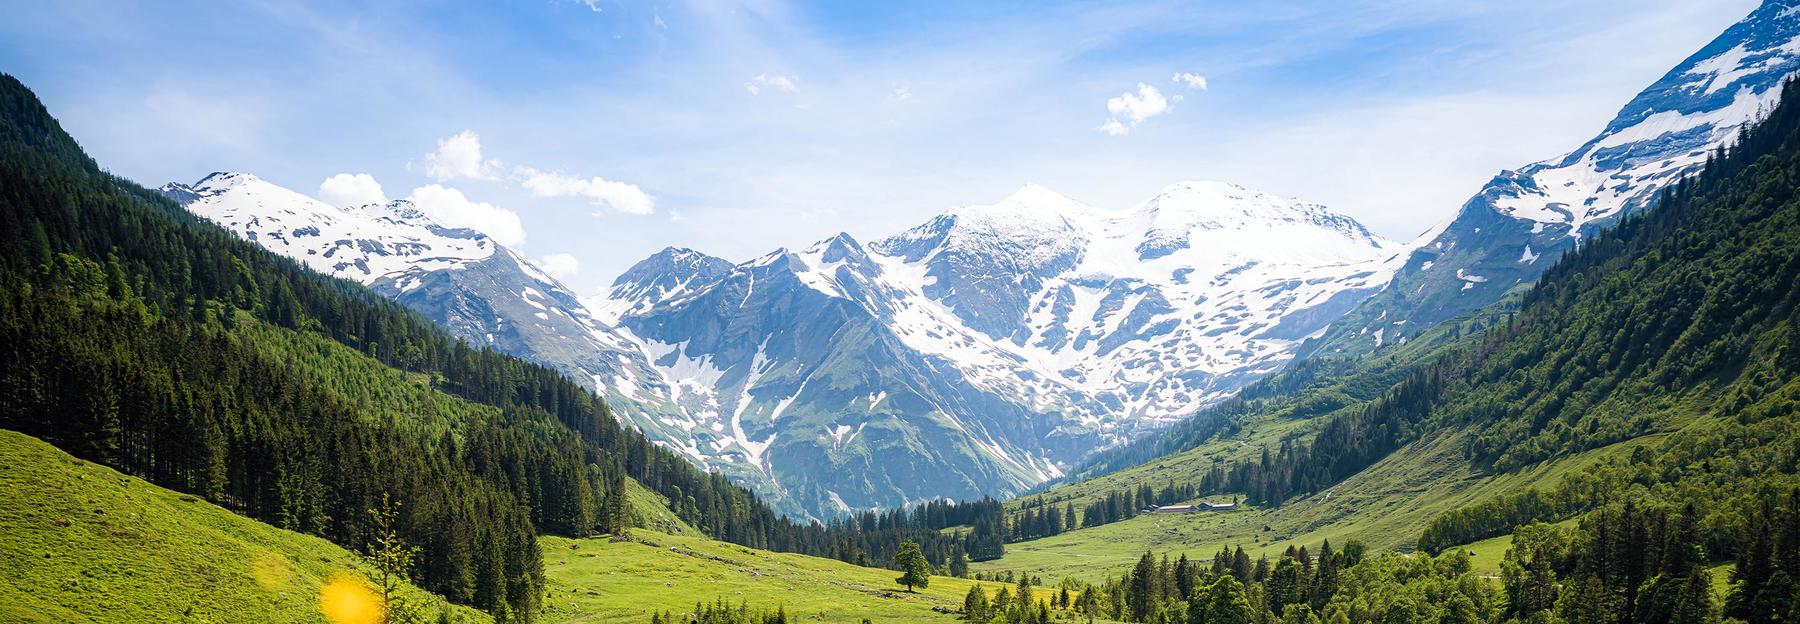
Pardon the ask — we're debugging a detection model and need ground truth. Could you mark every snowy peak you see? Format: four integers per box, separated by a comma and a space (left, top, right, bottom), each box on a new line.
1489, 0, 1800, 232
875, 185, 1091, 278
1130, 181, 1393, 264
610, 246, 733, 296
161, 172, 496, 284
996, 183, 1092, 213
594, 246, 735, 321
362, 199, 432, 225
1139, 181, 1378, 239
1307, 1, 1800, 358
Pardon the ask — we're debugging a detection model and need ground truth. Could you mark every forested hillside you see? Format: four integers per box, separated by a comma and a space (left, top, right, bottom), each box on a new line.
0, 73, 1008, 620
980, 77, 1800, 623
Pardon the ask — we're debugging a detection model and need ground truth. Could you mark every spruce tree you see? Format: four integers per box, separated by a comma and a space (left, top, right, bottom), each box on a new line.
962, 584, 990, 621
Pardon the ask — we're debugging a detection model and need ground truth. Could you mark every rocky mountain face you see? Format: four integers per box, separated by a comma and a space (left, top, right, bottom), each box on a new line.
1305, 0, 1800, 356
167, 171, 1400, 518
157, 173, 702, 488
594, 182, 1403, 517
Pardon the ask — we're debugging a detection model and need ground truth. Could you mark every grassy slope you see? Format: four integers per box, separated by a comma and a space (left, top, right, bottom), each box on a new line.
976, 424, 1654, 583
978, 378, 1748, 585
540, 529, 1051, 624
0, 429, 490, 624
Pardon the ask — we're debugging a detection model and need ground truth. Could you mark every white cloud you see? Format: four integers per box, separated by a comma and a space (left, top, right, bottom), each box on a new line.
518, 166, 656, 215
404, 184, 527, 248
317, 173, 388, 208
423, 130, 499, 181
538, 253, 580, 280
1172, 72, 1208, 90
745, 73, 800, 96
1099, 83, 1172, 135
891, 85, 913, 102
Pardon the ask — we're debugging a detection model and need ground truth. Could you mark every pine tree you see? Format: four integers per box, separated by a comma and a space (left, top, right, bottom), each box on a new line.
962, 584, 990, 621
365, 493, 427, 624
1231, 547, 1253, 583
1129, 551, 1157, 620
1310, 540, 1337, 610
1671, 567, 1716, 624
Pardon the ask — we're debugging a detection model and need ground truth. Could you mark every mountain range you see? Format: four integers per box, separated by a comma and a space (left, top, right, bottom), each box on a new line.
164, 173, 1401, 518
153, 0, 1800, 521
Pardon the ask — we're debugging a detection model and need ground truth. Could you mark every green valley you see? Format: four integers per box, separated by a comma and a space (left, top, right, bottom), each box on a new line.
6, 3, 1800, 624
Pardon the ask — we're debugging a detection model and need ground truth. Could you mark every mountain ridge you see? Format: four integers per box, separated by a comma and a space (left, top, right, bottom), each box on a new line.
600, 179, 1405, 517
1304, 0, 1800, 359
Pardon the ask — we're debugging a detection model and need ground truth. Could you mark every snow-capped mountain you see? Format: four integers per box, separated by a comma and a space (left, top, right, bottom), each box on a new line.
595, 181, 1403, 516
165, 172, 498, 281
1306, 0, 1800, 356
157, 173, 741, 505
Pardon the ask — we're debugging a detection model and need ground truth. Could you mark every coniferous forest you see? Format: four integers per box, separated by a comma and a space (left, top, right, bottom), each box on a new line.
0, 73, 1008, 620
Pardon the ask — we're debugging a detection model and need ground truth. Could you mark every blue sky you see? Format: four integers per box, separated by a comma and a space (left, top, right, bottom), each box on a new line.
0, 0, 1758, 291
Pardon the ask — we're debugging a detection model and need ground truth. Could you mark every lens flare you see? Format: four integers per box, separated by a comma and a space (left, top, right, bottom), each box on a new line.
318, 574, 385, 624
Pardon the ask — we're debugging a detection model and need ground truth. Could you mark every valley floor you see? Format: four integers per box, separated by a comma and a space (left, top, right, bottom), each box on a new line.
540, 529, 1015, 623
974, 426, 1639, 584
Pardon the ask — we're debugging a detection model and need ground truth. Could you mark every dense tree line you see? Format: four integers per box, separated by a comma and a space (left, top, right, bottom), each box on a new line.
996, 480, 1210, 542
815, 498, 1007, 566
1418, 467, 1617, 554
1033, 538, 1371, 623
647, 599, 790, 624
1084, 502, 1721, 623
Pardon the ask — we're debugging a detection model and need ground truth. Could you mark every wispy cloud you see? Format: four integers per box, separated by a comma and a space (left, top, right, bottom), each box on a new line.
1172, 72, 1208, 90
745, 73, 800, 96
517, 166, 656, 215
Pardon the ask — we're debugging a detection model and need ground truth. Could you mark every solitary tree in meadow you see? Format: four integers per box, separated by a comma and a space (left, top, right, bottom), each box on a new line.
894, 540, 931, 592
